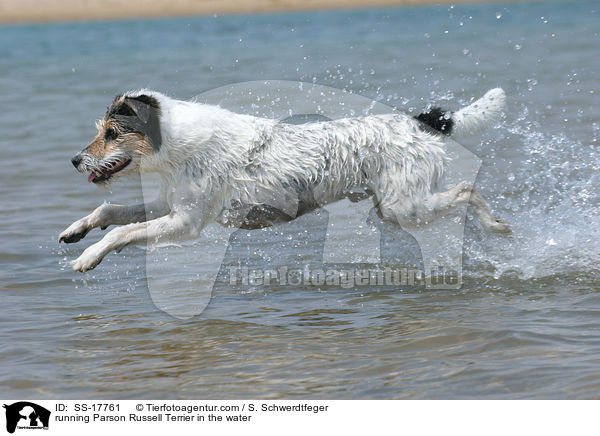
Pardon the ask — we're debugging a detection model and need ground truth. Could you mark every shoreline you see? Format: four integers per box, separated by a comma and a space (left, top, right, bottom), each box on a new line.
0, 0, 514, 24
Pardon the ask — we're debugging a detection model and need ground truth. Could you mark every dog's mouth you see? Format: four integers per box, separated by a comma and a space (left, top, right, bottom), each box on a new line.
88, 157, 131, 183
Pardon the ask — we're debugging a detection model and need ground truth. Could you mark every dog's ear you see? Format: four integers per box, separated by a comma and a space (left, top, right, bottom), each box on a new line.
109, 94, 159, 123
108, 94, 162, 151
110, 97, 137, 118
122, 95, 160, 123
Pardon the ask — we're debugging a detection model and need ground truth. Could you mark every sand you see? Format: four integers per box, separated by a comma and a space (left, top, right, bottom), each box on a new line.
0, 0, 506, 24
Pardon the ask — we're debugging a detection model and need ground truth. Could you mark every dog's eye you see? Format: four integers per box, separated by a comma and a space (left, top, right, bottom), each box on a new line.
105, 127, 118, 141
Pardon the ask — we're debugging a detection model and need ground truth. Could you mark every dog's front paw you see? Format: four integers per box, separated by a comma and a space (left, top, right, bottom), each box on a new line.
70, 245, 106, 272
59, 218, 92, 243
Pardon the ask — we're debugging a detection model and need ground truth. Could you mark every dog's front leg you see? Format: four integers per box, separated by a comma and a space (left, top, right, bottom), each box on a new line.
59, 199, 169, 244
70, 209, 206, 272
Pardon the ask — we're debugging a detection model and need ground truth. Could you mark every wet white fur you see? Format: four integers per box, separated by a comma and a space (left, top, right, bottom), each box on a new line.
61, 88, 508, 272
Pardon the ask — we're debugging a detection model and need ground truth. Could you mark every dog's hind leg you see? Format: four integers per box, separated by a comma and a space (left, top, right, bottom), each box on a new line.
427, 184, 511, 233
375, 181, 470, 227
467, 188, 511, 233
425, 181, 474, 216
375, 182, 510, 233
59, 198, 170, 244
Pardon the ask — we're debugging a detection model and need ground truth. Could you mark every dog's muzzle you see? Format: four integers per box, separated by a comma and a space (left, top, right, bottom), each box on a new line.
71, 154, 82, 168
71, 153, 132, 184
88, 156, 131, 183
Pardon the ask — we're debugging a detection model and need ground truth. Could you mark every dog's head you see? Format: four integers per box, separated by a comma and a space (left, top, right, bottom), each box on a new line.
71, 92, 162, 184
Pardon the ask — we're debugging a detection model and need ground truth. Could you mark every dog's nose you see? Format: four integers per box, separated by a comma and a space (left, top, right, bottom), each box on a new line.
71, 155, 82, 168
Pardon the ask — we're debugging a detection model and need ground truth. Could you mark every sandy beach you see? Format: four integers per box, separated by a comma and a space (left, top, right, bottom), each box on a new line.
0, 0, 508, 24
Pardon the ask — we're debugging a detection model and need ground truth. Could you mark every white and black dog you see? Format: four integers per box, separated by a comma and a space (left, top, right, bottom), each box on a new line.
60, 88, 510, 272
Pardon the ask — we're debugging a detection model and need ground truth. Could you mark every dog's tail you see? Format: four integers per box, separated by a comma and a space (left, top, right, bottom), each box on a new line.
415, 88, 506, 139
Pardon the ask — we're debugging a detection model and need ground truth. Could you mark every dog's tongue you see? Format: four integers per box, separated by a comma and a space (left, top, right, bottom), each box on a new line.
88, 173, 96, 183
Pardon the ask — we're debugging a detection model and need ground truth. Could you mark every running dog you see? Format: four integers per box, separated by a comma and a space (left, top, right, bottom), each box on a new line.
60, 87, 510, 272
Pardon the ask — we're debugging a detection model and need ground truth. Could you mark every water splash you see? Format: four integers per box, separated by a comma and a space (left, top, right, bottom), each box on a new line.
463, 106, 600, 282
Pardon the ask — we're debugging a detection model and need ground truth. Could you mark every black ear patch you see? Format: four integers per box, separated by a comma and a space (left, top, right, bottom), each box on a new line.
414, 107, 454, 135
106, 94, 162, 151
111, 100, 137, 117
129, 94, 160, 108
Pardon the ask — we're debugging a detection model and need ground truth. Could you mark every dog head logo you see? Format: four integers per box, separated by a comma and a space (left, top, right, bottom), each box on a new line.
3, 402, 50, 434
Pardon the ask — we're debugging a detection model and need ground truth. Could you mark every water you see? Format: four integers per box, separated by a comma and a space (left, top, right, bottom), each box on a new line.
1, 0, 600, 399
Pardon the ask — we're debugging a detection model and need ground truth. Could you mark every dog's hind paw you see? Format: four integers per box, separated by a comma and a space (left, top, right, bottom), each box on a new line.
486, 217, 512, 234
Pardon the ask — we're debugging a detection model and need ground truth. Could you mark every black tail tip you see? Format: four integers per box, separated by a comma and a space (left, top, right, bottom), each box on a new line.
414, 107, 454, 135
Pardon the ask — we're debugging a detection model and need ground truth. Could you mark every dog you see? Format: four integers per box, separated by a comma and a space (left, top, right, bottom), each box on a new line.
60, 87, 510, 272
